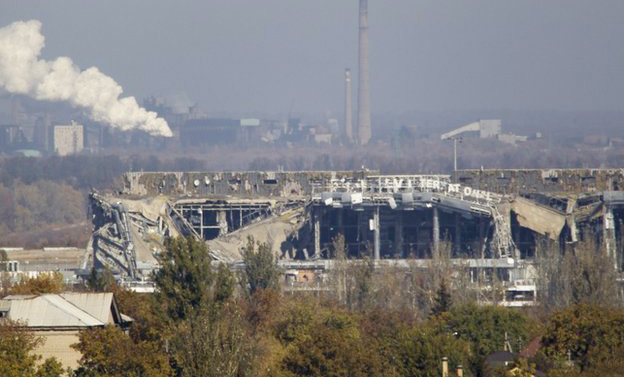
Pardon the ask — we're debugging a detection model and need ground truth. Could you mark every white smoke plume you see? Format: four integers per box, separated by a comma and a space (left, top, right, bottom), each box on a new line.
0, 20, 172, 137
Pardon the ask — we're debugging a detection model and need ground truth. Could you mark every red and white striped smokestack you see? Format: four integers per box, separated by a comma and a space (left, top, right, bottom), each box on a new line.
357, 0, 372, 145
345, 68, 353, 142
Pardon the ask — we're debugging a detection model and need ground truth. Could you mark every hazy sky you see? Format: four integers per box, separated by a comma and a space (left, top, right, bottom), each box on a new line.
1, 0, 623, 116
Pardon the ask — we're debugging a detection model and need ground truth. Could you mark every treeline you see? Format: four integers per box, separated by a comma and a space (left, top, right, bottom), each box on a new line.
4, 237, 624, 377
0, 155, 206, 247
0, 180, 85, 233
0, 180, 87, 247
0, 155, 206, 191
246, 137, 624, 173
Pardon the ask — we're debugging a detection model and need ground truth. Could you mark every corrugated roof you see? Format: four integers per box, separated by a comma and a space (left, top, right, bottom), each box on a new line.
0, 293, 117, 328
60, 293, 113, 323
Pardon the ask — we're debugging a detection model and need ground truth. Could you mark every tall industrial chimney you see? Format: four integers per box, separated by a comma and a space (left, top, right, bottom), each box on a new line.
344, 68, 353, 142
357, 0, 372, 145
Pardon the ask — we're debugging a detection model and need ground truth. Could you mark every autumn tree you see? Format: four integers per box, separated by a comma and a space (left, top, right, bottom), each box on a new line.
330, 234, 348, 304
0, 184, 14, 233
346, 256, 375, 311
72, 325, 172, 377
9, 272, 65, 295
278, 307, 390, 377
567, 238, 619, 306
536, 237, 619, 310
172, 304, 254, 377
35, 358, 65, 377
541, 304, 624, 372
112, 287, 164, 343
0, 320, 63, 377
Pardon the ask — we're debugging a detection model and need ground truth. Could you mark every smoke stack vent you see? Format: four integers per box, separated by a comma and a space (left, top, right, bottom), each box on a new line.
357, 0, 372, 145
344, 68, 353, 142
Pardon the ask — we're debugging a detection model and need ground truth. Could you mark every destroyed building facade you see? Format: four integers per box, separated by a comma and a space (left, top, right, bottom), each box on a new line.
89, 169, 624, 305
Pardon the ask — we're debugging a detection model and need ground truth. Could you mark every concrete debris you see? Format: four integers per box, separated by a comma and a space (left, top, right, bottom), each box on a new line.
206, 207, 306, 262
511, 197, 566, 240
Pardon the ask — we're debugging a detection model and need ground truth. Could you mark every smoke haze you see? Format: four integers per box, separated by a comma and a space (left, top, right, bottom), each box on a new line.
0, 20, 172, 137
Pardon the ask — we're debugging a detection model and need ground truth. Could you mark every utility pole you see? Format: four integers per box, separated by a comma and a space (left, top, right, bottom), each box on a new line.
453, 138, 458, 172
450, 136, 462, 172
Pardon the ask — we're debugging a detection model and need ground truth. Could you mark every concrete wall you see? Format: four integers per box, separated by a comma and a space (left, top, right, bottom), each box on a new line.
34, 331, 81, 370
124, 169, 624, 197
123, 171, 371, 197
453, 169, 624, 194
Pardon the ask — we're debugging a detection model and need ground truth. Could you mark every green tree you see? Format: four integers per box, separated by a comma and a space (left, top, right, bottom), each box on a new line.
241, 237, 280, 296
214, 262, 236, 303
391, 324, 472, 377
86, 267, 115, 292
431, 278, 453, 317
152, 236, 256, 376
444, 304, 530, 375
153, 236, 214, 323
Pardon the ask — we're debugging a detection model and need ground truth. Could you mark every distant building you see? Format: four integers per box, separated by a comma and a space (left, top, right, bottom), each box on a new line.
441, 119, 531, 145
180, 118, 268, 147
53, 122, 84, 156
310, 125, 333, 144
0, 125, 31, 151
180, 118, 239, 147
0, 247, 85, 285
441, 119, 502, 140
0, 292, 131, 369
497, 133, 529, 146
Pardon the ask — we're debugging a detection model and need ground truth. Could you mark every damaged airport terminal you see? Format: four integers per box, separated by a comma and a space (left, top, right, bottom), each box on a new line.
89, 169, 624, 305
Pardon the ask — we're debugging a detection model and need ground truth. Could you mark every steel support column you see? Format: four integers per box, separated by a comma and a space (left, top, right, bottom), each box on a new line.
373, 207, 380, 260
314, 208, 321, 259
218, 210, 228, 236
603, 205, 617, 270
199, 209, 204, 239
395, 211, 404, 257
433, 207, 440, 256
455, 213, 461, 256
